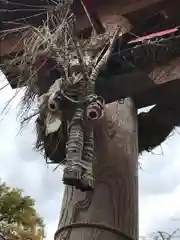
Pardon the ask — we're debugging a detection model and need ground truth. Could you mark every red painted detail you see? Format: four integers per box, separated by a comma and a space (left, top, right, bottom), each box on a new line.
128, 27, 178, 44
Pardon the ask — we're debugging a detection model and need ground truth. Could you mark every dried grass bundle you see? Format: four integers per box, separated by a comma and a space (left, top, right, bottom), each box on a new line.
1, 1, 180, 190
0, 0, 124, 190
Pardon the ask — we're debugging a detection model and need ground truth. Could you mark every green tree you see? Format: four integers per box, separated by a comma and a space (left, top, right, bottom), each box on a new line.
0, 182, 45, 240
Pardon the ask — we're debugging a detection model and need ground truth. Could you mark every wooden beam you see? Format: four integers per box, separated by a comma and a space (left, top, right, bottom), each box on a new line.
0, 0, 166, 56
124, 0, 179, 25
0, 0, 164, 30
55, 100, 138, 240
149, 57, 180, 84
133, 78, 180, 109
95, 71, 156, 104
1, 58, 180, 109
74, 0, 165, 32
2, 20, 180, 88
0, 32, 31, 57
1, 0, 180, 110
95, 57, 180, 106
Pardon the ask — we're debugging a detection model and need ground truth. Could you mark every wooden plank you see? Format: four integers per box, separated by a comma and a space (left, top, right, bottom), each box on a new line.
55, 100, 138, 240
149, 57, 180, 84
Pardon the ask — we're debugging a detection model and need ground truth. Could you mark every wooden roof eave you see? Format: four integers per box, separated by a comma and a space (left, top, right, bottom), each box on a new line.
0, 0, 169, 57
1, 56, 180, 109
1, 0, 180, 109
0, 0, 164, 30
1, 29, 180, 109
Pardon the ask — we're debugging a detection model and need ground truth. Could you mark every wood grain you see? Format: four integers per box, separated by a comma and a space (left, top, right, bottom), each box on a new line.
55, 99, 138, 240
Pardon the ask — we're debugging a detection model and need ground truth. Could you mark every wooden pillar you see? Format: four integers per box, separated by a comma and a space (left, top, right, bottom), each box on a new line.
55, 99, 139, 240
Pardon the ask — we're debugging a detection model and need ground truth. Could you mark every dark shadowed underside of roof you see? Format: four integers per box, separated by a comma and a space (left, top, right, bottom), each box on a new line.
1, 0, 180, 158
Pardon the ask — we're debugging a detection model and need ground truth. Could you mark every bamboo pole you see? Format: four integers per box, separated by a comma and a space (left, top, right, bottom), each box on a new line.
55, 99, 138, 240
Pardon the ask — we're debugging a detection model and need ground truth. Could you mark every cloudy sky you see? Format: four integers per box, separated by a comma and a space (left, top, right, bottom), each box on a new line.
0, 73, 179, 239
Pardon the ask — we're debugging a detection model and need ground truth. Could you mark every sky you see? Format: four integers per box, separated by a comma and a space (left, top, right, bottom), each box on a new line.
0, 73, 180, 239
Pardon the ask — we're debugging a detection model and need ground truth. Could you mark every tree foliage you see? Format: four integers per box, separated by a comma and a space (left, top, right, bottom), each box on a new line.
152, 229, 180, 240
140, 229, 180, 240
0, 182, 45, 240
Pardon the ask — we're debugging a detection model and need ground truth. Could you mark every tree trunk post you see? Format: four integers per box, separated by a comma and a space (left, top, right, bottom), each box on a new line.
55, 99, 138, 240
